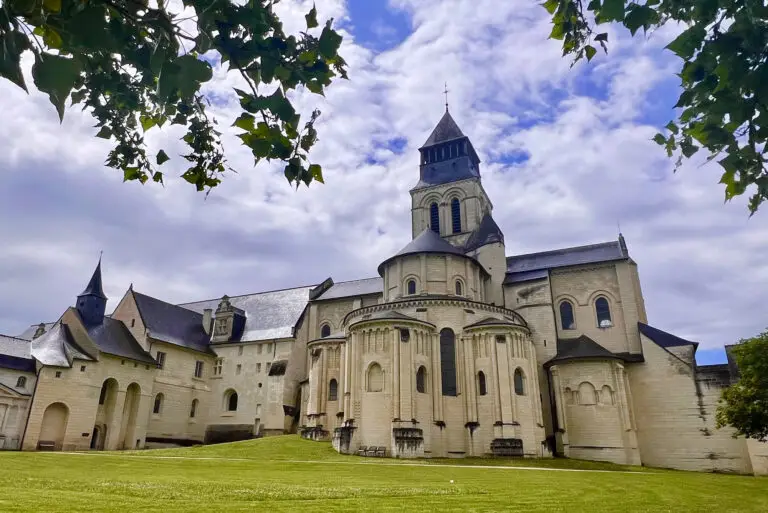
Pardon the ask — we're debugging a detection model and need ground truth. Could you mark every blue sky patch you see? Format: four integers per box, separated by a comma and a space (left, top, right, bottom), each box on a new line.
346, 0, 411, 52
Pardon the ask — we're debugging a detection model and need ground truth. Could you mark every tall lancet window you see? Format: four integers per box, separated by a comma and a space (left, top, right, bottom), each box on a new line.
440, 328, 457, 396
430, 203, 440, 233
451, 198, 461, 233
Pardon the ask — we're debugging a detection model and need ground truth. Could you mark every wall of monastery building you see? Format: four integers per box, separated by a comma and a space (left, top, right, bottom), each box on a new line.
23, 355, 155, 451
111, 292, 150, 351
551, 360, 639, 465
628, 334, 755, 473
0, 368, 35, 449
468, 242, 506, 306
550, 264, 636, 355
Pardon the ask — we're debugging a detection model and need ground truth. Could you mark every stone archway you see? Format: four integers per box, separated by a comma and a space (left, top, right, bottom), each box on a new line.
118, 383, 141, 449
38, 402, 69, 450
96, 378, 119, 449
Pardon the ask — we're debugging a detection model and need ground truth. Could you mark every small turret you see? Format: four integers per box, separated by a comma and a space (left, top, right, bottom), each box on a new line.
76, 257, 107, 325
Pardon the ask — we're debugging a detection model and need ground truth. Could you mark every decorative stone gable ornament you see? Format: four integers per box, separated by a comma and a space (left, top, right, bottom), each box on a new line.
33, 323, 47, 339
211, 295, 246, 343
216, 295, 233, 314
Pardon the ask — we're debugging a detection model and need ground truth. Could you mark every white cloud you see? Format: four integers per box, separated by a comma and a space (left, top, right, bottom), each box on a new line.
0, 1, 766, 353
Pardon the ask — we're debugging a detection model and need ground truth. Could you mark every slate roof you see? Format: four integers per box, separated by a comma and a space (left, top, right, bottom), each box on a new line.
31, 323, 92, 367
0, 334, 35, 372
86, 316, 156, 364
378, 229, 485, 276
464, 213, 504, 252
464, 317, 519, 329
16, 322, 55, 340
638, 322, 699, 349
545, 335, 631, 367
180, 285, 315, 342
506, 240, 627, 275
352, 310, 427, 326
133, 292, 213, 354
421, 110, 465, 147
314, 277, 383, 301
503, 269, 549, 285
79, 259, 107, 299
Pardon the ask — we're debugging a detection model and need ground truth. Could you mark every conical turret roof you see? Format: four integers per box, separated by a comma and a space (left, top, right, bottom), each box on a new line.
421, 110, 465, 148
79, 258, 106, 299
377, 229, 486, 276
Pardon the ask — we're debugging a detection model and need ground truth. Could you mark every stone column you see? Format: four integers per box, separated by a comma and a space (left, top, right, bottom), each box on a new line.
550, 365, 568, 454
343, 336, 352, 421
339, 342, 347, 418
393, 328, 401, 420
106, 390, 127, 451
431, 332, 441, 420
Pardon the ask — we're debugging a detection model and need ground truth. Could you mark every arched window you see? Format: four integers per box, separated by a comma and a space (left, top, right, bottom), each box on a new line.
578, 382, 596, 405
600, 385, 614, 405
478, 371, 487, 396
416, 366, 427, 393
225, 390, 238, 411
430, 202, 440, 233
16, 376, 26, 388
440, 328, 457, 396
367, 363, 383, 392
559, 300, 575, 330
451, 198, 461, 233
407, 279, 417, 295
328, 379, 338, 401
595, 297, 612, 327
153, 393, 164, 414
320, 324, 331, 338
190, 399, 198, 418
455, 280, 463, 296
514, 368, 525, 396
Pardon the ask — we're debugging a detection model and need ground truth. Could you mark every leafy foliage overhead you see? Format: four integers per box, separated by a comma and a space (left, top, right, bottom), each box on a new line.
716, 329, 768, 442
0, 0, 347, 191
544, 0, 768, 214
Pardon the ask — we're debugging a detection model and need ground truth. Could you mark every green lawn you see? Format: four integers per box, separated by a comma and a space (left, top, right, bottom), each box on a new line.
1, 436, 766, 512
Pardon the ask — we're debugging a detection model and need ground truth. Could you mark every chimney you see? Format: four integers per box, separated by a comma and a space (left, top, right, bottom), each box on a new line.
203, 308, 212, 335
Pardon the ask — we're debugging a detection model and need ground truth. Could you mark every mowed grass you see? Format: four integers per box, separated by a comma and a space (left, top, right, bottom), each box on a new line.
0, 437, 766, 512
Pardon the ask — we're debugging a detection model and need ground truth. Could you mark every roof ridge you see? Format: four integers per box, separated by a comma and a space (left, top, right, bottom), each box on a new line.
333, 276, 381, 285
506, 240, 620, 262
0, 333, 33, 342
177, 282, 318, 306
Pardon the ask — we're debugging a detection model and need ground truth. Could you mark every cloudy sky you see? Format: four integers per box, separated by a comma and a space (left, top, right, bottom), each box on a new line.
1, 0, 765, 364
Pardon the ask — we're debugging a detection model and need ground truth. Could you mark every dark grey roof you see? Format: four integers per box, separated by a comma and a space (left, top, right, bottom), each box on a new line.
411, 161, 481, 190
16, 323, 55, 341
86, 316, 156, 364
506, 239, 627, 276
465, 317, 518, 329
79, 259, 107, 299
180, 285, 314, 342
133, 292, 212, 354
464, 213, 504, 252
503, 269, 549, 285
378, 229, 484, 276
545, 335, 625, 367
0, 334, 35, 372
314, 277, 383, 301
31, 322, 93, 367
353, 310, 426, 325
638, 322, 699, 349
421, 110, 464, 147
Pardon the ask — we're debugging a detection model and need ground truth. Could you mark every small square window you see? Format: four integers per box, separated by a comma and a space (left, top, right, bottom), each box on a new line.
266, 362, 271, 373
257, 345, 263, 355
238, 346, 244, 356
156, 351, 166, 370
121, 360, 125, 365
194, 361, 204, 378
55, 371, 62, 378
399, 328, 410, 342
256, 363, 262, 373
236, 364, 242, 375
131, 318, 136, 328
258, 382, 263, 388
80, 365, 86, 372
496, 335, 506, 343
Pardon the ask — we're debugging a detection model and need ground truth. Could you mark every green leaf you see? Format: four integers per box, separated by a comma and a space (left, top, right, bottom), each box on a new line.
308, 163, 324, 183
43, 0, 61, 12
233, 113, 255, 132
96, 126, 112, 139
140, 115, 156, 132
0, 31, 29, 92
652, 133, 666, 145
305, 4, 319, 29
32, 54, 82, 122
319, 21, 343, 59
587, 0, 601, 10
665, 121, 679, 135
175, 55, 213, 98
680, 139, 699, 158
585, 45, 597, 61
156, 150, 170, 165
594, 33, 608, 42
666, 24, 706, 60
542, 0, 559, 15
600, 0, 625, 23
549, 23, 565, 41
624, 6, 659, 36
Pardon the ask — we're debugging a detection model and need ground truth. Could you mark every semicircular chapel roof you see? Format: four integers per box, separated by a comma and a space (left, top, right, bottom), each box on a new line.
377, 229, 483, 276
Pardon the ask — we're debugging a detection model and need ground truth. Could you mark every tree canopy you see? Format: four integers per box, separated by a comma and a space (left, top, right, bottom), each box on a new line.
0, 0, 347, 191
544, 0, 768, 214
715, 329, 768, 441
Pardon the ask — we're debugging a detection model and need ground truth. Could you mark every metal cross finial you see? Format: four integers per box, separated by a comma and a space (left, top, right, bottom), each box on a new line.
443, 82, 449, 111
99, 250, 103, 262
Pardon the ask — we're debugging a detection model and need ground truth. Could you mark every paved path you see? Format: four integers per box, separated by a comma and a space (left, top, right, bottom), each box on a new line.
57, 451, 650, 474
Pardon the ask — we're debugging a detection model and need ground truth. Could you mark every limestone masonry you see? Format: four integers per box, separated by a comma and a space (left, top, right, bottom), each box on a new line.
1, 111, 765, 474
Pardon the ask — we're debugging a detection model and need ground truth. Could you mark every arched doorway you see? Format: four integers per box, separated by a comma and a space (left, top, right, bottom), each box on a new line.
39, 402, 69, 450
96, 378, 119, 449
90, 425, 101, 450
119, 383, 141, 449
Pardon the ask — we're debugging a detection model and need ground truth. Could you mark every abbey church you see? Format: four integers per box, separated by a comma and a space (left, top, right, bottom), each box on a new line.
1, 111, 766, 475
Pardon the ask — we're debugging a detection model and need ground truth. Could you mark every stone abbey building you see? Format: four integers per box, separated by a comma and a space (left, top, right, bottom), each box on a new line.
1, 110, 766, 474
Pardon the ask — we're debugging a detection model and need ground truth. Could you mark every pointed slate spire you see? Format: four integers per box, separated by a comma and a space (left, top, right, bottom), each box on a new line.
80, 255, 107, 299
421, 110, 465, 148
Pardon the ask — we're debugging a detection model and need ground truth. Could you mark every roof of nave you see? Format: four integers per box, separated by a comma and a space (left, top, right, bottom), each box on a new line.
464, 213, 505, 253
505, 238, 628, 283
133, 292, 213, 355
179, 284, 316, 342
84, 315, 156, 364
545, 335, 642, 367
638, 322, 699, 350
313, 277, 383, 301
0, 333, 36, 372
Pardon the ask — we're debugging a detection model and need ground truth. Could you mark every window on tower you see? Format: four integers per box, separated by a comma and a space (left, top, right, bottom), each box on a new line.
430, 203, 440, 233
407, 279, 416, 295
451, 198, 461, 233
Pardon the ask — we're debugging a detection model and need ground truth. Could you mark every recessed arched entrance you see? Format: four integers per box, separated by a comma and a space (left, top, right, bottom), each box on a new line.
38, 402, 69, 450
118, 383, 141, 449
95, 378, 119, 449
